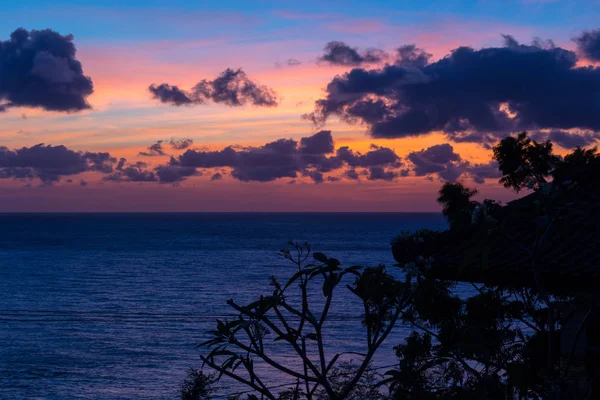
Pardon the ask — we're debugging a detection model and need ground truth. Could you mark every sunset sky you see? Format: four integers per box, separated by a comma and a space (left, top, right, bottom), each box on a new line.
1, 0, 600, 211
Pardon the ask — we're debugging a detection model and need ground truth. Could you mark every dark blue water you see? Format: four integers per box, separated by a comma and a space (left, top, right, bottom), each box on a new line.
0, 213, 447, 399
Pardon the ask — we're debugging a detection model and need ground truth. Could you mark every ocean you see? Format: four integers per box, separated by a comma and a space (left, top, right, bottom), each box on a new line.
0, 213, 448, 399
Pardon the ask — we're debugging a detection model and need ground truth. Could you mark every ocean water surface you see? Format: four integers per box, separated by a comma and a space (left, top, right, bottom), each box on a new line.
0, 213, 448, 399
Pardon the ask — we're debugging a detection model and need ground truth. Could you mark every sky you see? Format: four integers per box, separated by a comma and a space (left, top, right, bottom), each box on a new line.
1, 0, 600, 212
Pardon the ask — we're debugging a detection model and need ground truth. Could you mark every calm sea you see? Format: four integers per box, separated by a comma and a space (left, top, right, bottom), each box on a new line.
0, 213, 447, 399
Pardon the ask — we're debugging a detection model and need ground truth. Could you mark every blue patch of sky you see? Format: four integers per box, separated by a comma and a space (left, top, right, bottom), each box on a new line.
0, 0, 598, 44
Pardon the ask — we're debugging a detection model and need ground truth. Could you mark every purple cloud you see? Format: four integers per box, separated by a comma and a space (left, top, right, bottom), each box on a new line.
306, 34, 600, 148
149, 68, 278, 107
0, 28, 94, 112
0, 144, 114, 183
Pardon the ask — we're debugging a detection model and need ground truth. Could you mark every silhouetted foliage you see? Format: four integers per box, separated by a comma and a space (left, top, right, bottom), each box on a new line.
180, 369, 218, 400
191, 131, 599, 399
436, 182, 478, 229
387, 131, 600, 399
196, 241, 415, 399
492, 131, 560, 192
552, 146, 600, 188
387, 277, 564, 399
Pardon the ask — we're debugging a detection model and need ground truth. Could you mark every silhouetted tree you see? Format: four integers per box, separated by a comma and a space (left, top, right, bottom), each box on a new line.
385, 131, 600, 399
492, 131, 560, 192
436, 182, 478, 229
192, 131, 599, 399
197, 242, 415, 399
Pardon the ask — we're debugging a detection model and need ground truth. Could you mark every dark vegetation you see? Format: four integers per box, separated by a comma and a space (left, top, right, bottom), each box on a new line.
182, 132, 600, 399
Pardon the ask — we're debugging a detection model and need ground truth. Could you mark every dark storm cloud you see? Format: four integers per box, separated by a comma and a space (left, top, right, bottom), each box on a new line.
155, 165, 196, 183
0, 144, 115, 183
0, 28, 93, 112
104, 161, 157, 183
530, 130, 600, 149
465, 161, 502, 184
139, 138, 195, 157
306, 34, 600, 147
299, 130, 334, 154
149, 68, 278, 107
176, 140, 299, 182
106, 159, 197, 184
139, 141, 167, 156
264, 138, 297, 154
548, 130, 600, 148
318, 41, 387, 66
406, 143, 502, 183
408, 144, 461, 175
367, 166, 397, 181
407, 143, 464, 181
407, 143, 460, 168
231, 144, 299, 182
299, 153, 343, 173
177, 147, 239, 169
396, 45, 431, 68
147, 84, 192, 106
172, 130, 402, 183
169, 137, 194, 150
574, 29, 600, 62
0, 135, 500, 186
336, 145, 401, 168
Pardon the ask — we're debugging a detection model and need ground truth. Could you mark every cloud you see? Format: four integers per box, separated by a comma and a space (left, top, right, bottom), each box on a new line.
465, 161, 502, 184
177, 142, 297, 182
0, 136, 505, 186
172, 130, 401, 182
286, 58, 302, 66
299, 130, 334, 154
530, 130, 600, 149
367, 166, 397, 181
318, 41, 387, 66
169, 137, 194, 150
303, 170, 324, 184
147, 84, 192, 106
139, 138, 195, 157
105, 161, 157, 182
139, 141, 167, 156
406, 143, 503, 183
396, 45, 431, 68
106, 159, 197, 184
336, 145, 401, 168
0, 28, 93, 112
407, 143, 462, 178
0, 144, 114, 183
149, 68, 278, 107
574, 29, 600, 62
344, 169, 360, 180
276, 58, 302, 68
178, 146, 239, 169
155, 165, 196, 183
306, 34, 600, 147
